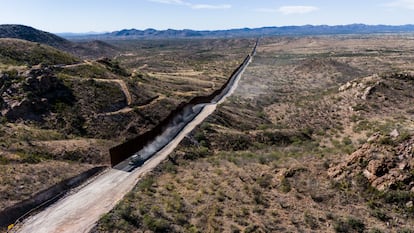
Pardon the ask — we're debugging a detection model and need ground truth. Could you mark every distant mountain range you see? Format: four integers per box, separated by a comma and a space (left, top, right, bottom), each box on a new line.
2, 24, 414, 44
59, 24, 414, 40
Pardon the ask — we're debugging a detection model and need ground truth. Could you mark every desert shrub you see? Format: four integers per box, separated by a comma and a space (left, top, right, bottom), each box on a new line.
257, 173, 273, 189
228, 134, 253, 151
398, 229, 413, 233
162, 160, 178, 174
230, 225, 241, 233
382, 190, 414, 208
194, 131, 207, 142
353, 120, 372, 133
186, 225, 201, 233
334, 216, 365, 233
370, 209, 390, 222
0, 116, 7, 124
119, 204, 140, 228
352, 104, 367, 111
183, 146, 211, 160
244, 225, 259, 233
252, 186, 266, 205
279, 177, 291, 193
143, 214, 170, 233
0, 155, 9, 165
194, 130, 210, 147
18, 151, 43, 163
378, 136, 394, 145
137, 176, 156, 193
380, 190, 414, 216
397, 131, 411, 142
216, 190, 226, 202
331, 179, 352, 192
350, 114, 362, 122
342, 136, 353, 145
304, 211, 319, 229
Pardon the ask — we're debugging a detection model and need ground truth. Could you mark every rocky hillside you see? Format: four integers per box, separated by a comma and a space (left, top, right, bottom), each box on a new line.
0, 24, 118, 59
329, 134, 414, 192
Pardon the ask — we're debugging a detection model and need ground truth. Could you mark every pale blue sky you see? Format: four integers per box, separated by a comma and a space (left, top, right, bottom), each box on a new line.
1, 0, 413, 33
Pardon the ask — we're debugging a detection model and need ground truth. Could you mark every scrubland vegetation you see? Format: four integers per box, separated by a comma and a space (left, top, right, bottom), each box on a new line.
95, 35, 414, 232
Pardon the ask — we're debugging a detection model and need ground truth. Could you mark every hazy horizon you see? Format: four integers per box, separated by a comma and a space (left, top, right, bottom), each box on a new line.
53, 23, 414, 35
1, 0, 414, 33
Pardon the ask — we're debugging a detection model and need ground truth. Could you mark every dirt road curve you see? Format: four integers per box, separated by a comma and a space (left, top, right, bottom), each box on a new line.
13, 50, 253, 233
94, 79, 132, 105
14, 104, 217, 233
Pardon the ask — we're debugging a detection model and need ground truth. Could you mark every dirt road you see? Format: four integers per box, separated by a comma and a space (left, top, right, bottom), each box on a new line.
13, 49, 253, 233
14, 105, 217, 233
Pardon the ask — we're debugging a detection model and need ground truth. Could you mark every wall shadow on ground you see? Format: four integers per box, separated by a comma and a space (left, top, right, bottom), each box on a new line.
0, 166, 106, 230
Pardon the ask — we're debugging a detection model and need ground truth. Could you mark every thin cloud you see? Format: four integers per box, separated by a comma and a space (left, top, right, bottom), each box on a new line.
192, 4, 231, 9
256, 5, 318, 14
278, 6, 319, 15
148, 0, 231, 10
384, 0, 414, 9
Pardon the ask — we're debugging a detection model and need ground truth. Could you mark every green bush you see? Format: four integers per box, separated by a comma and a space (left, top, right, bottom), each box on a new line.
257, 173, 273, 189
137, 176, 156, 192
398, 229, 413, 233
334, 217, 365, 233
279, 177, 291, 193
352, 104, 367, 111
183, 146, 211, 160
244, 225, 259, 233
370, 208, 390, 222
143, 214, 170, 233
304, 211, 319, 229
342, 136, 353, 145
370, 228, 384, 233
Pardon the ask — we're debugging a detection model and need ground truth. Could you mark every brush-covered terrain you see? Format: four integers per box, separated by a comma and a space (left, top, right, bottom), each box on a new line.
0, 25, 254, 211
94, 35, 414, 233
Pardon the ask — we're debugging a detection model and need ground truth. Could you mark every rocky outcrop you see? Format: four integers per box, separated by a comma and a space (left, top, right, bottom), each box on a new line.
338, 74, 381, 100
328, 134, 414, 191
0, 67, 74, 121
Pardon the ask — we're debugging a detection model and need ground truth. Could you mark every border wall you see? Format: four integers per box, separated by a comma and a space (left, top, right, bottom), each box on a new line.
109, 53, 253, 166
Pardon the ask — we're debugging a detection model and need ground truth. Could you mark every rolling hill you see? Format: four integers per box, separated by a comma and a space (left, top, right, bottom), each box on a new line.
0, 24, 72, 49
0, 24, 118, 59
0, 38, 79, 66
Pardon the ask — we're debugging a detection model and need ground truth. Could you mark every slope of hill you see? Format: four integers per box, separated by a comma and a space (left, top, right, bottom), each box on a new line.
0, 24, 72, 49
0, 38, 79, 66
0, 24, 118, 59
